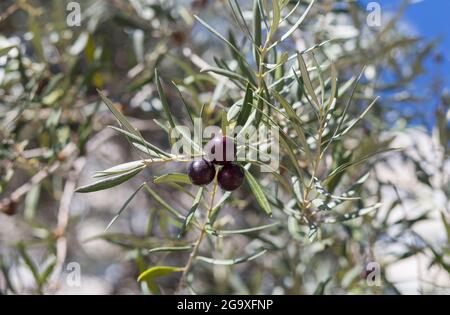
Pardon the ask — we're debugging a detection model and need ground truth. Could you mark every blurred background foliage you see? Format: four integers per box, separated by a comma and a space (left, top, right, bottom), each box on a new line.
0, 0, 449, 294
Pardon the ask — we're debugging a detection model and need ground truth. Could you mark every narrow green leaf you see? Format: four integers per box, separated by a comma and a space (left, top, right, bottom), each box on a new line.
173, 83, 195, 126
237, 109, 257, 140
0, 258, 17, 294
291, 176, 304, 203
273, 90, 312, 162
440, 212, 450, 243
297, 54, 320, 109
330, 67, 366, 141
229, 0, 253, 40
207, 222, 281, 237
237, 83, 254, 126
136, 250, 155, 294
324, 172, 369, 209
155, 69, 176, 129
94, 160, 145, 178
148, 245, 193, 254
194, 15, 249, 66
109, 126, 171, 158
268, 0, 316, 49
69, 31, 89, 55
154, 173, 191, 185
279, 131, 304, 180
143, 184, 185, 220
228, 31, 257, 86
200, 66, 247, 83
75, 166, 144, 193
105, 183, 145, 231
326, 62, 338, 111
282, 0, 302, 23
253, 0, 262, 66
17, 243, 40, 289
244, 168, 272, 216
132, 142, 161, 157
321, 68, 365, 154
337, 96, 380, 137
29, 15, 44, 61
209, 191, 232, 223
313, 276, 332, 295
178, 187, 204, 238
0, 45, 16, 56
38, 259, 56, 288
268, 0, 281, 42
311, 53, 325, 105
172, 125, 203, 154
98, 90, 139, 137
24, 184, 41, 221
196, 249, 267, 265
137, 266, 183, 282
221, 110, 228, 135
227, 101, 242, 121
42, 89, 64, 106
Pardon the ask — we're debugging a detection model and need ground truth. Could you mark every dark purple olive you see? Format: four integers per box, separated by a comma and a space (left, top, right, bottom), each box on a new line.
188, 159, 216, 185
204, 136, 237, 165
217, 163, 244, 191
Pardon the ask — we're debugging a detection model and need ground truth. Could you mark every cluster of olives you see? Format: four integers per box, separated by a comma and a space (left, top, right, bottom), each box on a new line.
188, 136, 244, 191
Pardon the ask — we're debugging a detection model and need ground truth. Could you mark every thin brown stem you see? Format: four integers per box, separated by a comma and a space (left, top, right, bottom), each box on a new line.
176, 181, 218, 293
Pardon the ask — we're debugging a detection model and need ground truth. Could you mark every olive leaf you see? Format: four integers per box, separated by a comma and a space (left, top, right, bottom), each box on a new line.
148, 245, 194, 254
196, 249, 267, 265
244, 167, 272, 216
94, 160, 146, 178
178, 187, 204, 239
154, 173, 191, 185
75, 167, 145, 193
155, 69, 176, 129
206, 222, 281, 237
98, 90, 140, 138
236, 83, 254, 127
105, 183, 146, 232
137, 266, 183, 282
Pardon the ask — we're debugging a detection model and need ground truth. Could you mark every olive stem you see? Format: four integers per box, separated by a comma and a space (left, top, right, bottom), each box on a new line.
176, 180, 218, 293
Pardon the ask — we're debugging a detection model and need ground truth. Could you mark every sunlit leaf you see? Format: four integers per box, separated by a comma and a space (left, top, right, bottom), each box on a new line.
268, 0, 316, 49
95, 160, 146, 178
137, 266, 183, 282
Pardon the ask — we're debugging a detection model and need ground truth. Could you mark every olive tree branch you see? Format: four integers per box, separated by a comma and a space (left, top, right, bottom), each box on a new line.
176, 180, 218, 293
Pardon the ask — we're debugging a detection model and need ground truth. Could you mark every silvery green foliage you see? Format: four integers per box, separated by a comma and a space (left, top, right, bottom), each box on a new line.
0, 0, 448, 295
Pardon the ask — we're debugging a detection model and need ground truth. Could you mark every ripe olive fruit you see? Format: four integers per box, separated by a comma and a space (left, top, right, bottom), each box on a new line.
217, 163, 244, 191
188, 159, 216, 185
